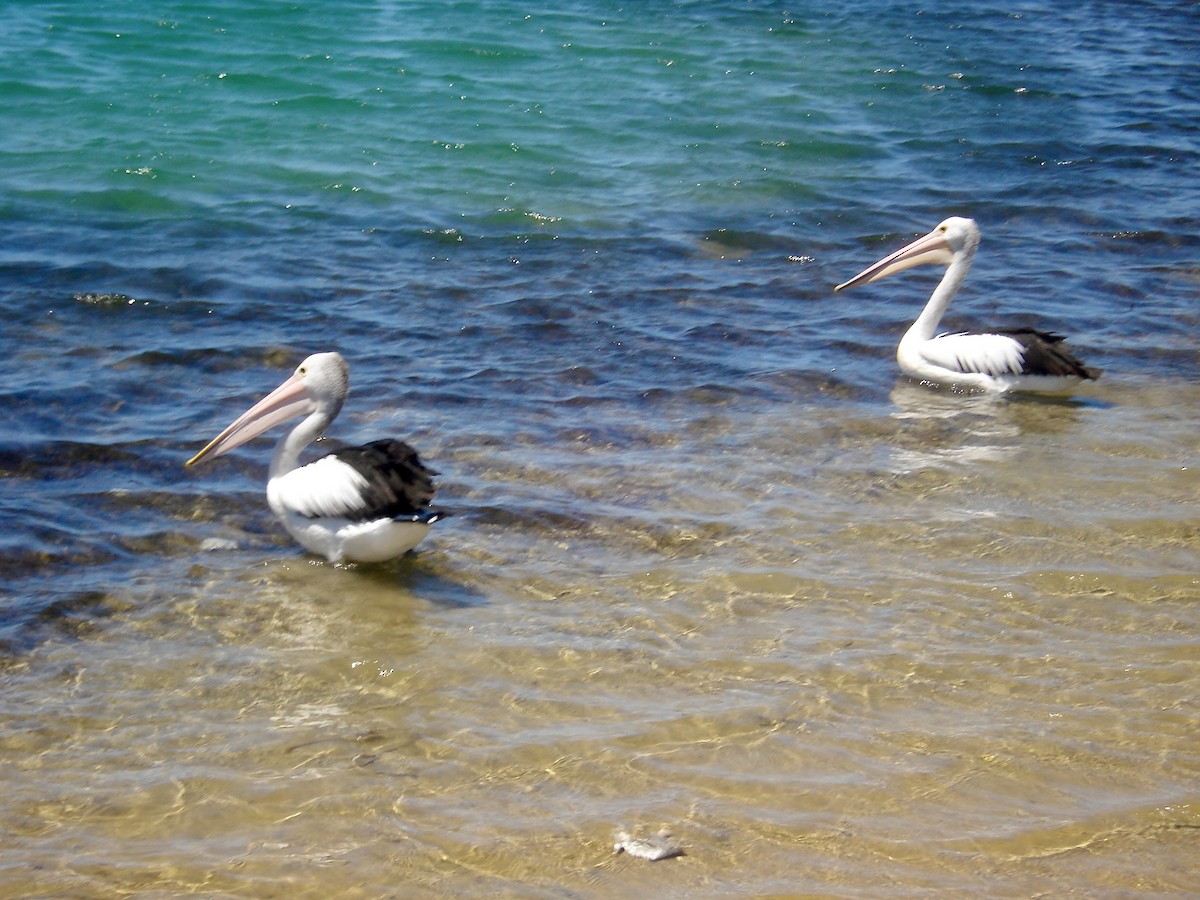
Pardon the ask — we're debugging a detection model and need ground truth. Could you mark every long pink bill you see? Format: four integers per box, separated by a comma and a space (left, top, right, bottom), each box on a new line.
185, 371, 313, 467
834, 226, 954, 292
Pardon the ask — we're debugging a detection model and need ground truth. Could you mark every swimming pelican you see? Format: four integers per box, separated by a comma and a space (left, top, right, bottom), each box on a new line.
186, 352, 448, 563
835, 216, 1100, 392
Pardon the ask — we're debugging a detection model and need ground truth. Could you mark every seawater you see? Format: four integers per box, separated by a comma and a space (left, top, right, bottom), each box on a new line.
1, 2, 1197, 896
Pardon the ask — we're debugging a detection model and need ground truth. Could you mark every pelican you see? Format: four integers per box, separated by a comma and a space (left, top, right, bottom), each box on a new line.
186, 352, 449, 563
835, 216, 1100, 392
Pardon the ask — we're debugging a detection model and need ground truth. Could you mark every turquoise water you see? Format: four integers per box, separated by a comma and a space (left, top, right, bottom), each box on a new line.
2, 2, 1198, 896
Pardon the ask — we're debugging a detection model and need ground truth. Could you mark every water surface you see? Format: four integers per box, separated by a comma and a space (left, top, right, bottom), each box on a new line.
1, 1, 1197, 896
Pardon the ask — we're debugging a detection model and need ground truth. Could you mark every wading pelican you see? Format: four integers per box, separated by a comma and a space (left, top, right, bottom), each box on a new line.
835, 216, 1100, 392
186, 352, 448, 563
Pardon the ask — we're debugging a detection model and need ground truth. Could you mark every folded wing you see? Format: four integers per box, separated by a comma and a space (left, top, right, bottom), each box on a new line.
272, 439, 438, 522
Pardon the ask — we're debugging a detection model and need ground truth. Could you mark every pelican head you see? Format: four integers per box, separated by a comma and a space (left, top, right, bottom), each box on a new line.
835, 216, 980, 292
186, 352, 349, 467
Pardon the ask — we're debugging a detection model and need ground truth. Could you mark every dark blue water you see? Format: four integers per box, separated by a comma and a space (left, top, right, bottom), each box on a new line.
1, 2, 1197, 895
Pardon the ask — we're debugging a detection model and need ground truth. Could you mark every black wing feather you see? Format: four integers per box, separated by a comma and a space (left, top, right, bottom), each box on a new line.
315, 439, 448, 522
992, 328, 1101, 380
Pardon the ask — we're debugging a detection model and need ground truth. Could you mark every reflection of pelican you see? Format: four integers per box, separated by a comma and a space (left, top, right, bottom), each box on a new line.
887, 382, 1017, 471
836, 217, 1100, 392
888, 379, 1007, 421
187, 352, 449, 563
885, 380, 1087, 473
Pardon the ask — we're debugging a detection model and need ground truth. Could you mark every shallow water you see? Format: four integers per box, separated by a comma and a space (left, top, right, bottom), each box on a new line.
2, 1, 1198, 896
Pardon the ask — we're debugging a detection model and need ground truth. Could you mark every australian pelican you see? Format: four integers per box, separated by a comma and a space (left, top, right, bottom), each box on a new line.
835, 216, 1100, 392
186, 352, 448, 563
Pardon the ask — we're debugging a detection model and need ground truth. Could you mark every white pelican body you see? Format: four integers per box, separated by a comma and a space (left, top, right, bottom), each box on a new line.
187, 352, 448, 563
835, 217, 1100, 392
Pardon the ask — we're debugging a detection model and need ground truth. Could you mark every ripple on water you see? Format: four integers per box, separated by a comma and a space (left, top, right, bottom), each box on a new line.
1, 1, 1198, 896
